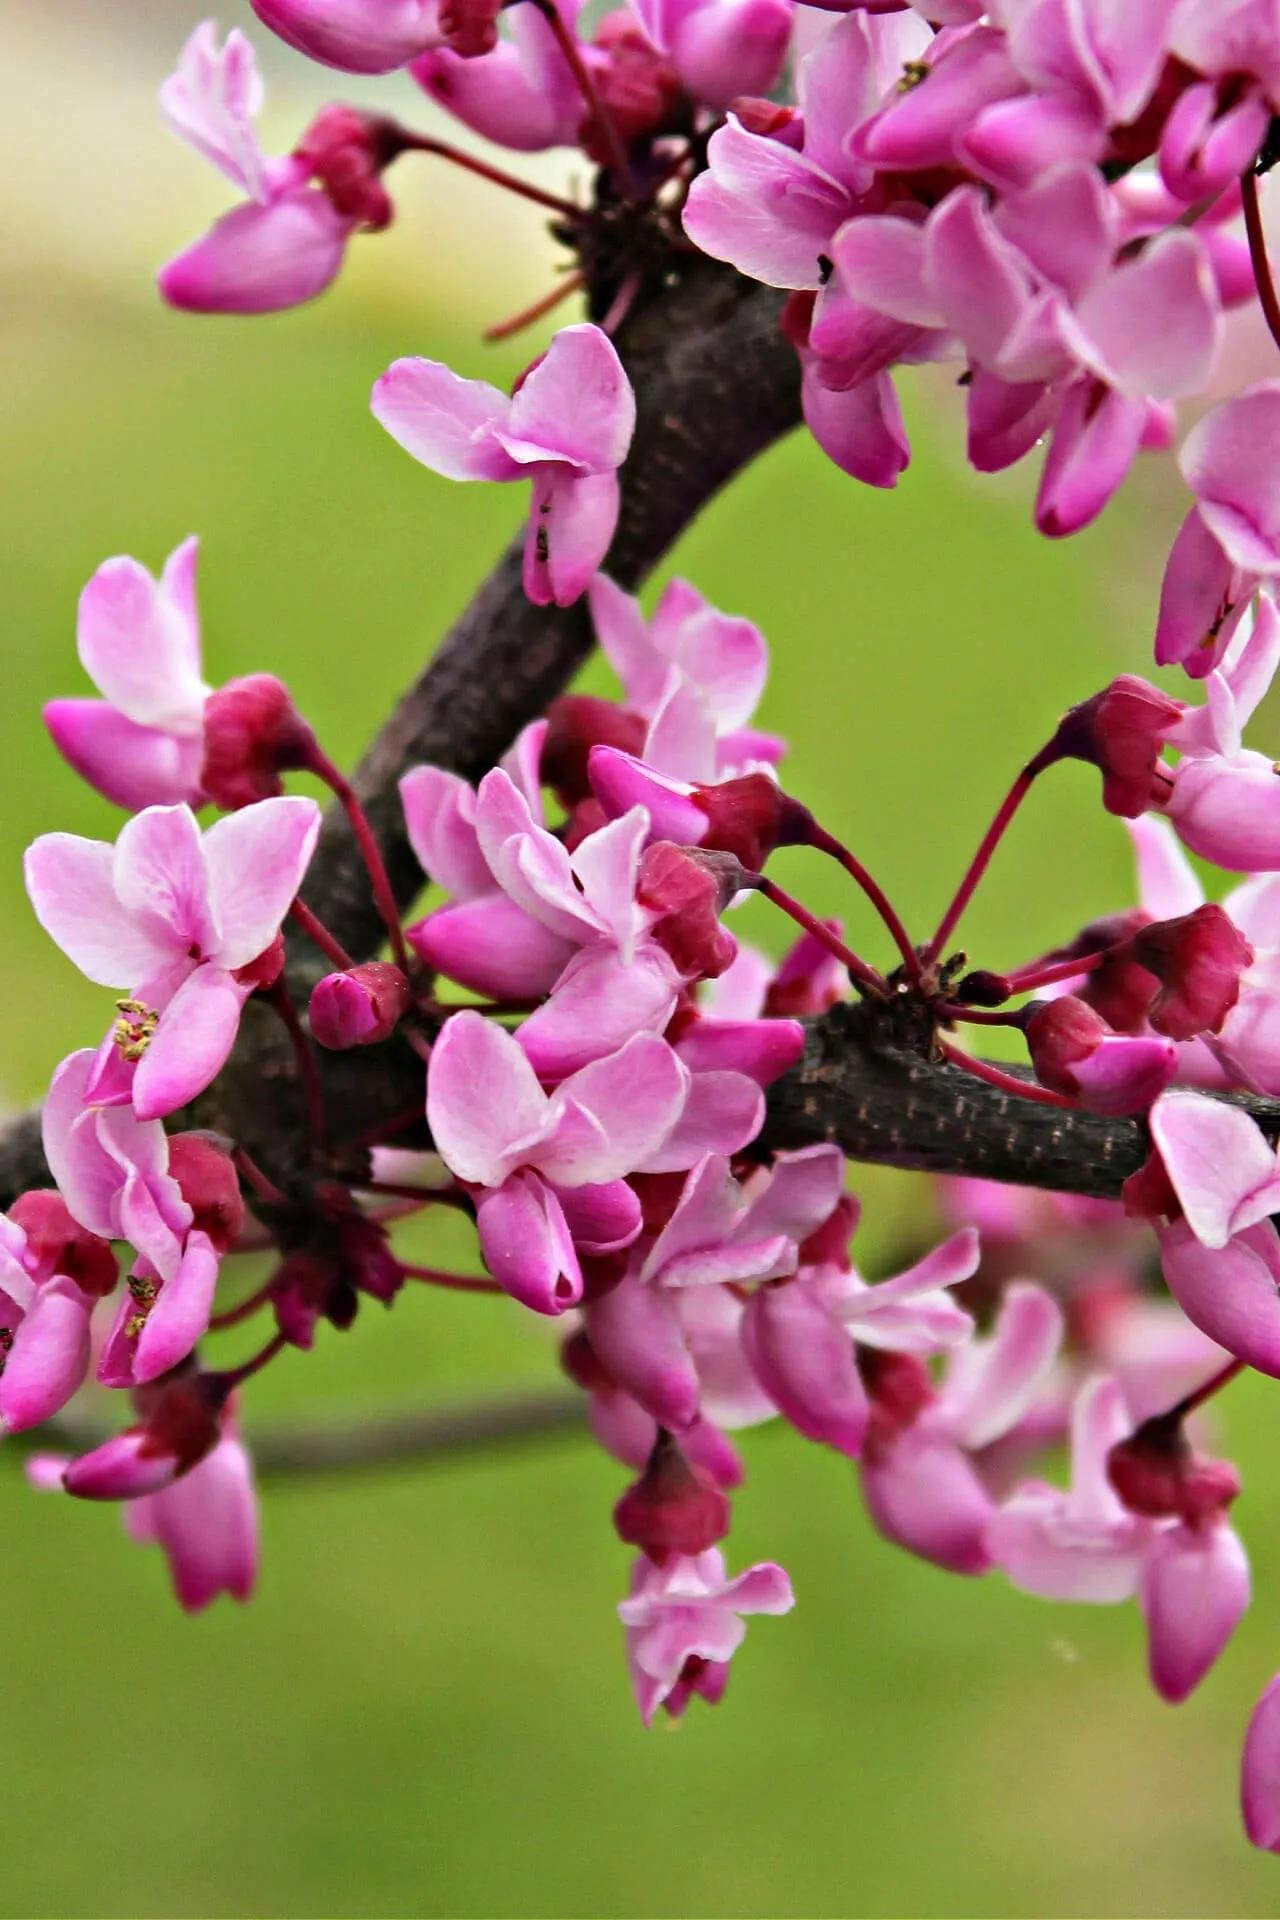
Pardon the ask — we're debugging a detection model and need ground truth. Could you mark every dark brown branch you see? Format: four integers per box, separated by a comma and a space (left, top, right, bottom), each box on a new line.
761, 1002, 1280, 1200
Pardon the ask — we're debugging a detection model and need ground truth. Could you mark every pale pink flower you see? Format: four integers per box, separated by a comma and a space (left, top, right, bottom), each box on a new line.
125, 1415, 259, 1612
372, 325, 635, 606
619, 1547, 794, 1725
25, 798, 321, 1120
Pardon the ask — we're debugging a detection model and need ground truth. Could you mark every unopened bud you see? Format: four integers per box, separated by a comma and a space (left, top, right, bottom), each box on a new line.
296, 105, 399, 227
201, 674, 316, 811
613, 1428, 732, 1562
167, 1134, 246, 1253
637, 842, 739, 980
583, 15, 682, 164
8, 1190, 118, 1299
1131, 904, 1253, 1041
310, 961, 412, 1048
65, 1374, 225, 1499
541, 696, 647, 808
1025, 996, 1178, 1115
1050, 675, 1184, 817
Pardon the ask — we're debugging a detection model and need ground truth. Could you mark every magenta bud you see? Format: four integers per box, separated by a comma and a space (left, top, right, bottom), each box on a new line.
1050, 675, 1185, 817
1025, 997, 1178, 1115
1131, 904, 1254, 1042
741, 1278, 868, 1458
310, 962, 413, 1048
541, 696, 647, 808
8, 1190, 117, 1299
636, 842, 739, 980
200, 674, 316, 811
1141, 1519, 1251, 1704
167, 1135, 246, 1254
613, 1429, 732, 1563
295, 104, 399, 227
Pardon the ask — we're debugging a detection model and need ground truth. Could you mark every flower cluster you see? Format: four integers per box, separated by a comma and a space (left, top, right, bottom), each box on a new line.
19, 0, 1280, 1859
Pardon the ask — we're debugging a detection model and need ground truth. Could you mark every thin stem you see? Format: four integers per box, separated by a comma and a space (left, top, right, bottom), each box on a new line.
528, 0, 638, 197
344, 1104, 427, 1151
749, 874, 888, 997
938, 1038, 1078, 1109
402, 1027, 433, 1066
1166, 1356, 1247, 1423
1242, 168, 1280, 354
944, 1005, 1029, 1028
265, 981, 328, 1149
397, 129, 582, 217
208, 1275, 279, 1332
232, 1145, 291, 1212
1000, 946, 1120, 996
485, 271, 586, 342
289, 898, 355, 973
306, 747, 412, 974
359, 1180, 473, 1209
401, 1264, 502, 1294
924, 759, 1050, 972
599, 267, 643, 337
805, 822, 921, 981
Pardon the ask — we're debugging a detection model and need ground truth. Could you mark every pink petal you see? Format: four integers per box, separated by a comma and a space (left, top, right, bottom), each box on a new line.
1066, 231, 1222, 400
518, 944, 681, 1080
64, 1430, 182, 1501
132, 1230, 221, 1383
411, 41, 580, 152
925, 186, 1033, 369
669, 0, 791, 109
1170, 750, 1280, 871
944, 1281, 1065, 1449
635, 1068, 764, 1173
742, 1278, 868, 1455
861, 1431, 995, 1576
427, 1010, 548, 1187
589, 574, 668, 714
132, 965, 248, 1121
539, 1032, 688, 1185
740, 1144, 846, 1243
76, 550, 206, 731
112, 803, 216, 955
523, 468, 620, 609
408, 894, 577, 1000
586, 1273, 701, 1429
1154, 506, 1249, 673
1035, 379, 1146, 538
41, 1054, 127, 1242
1125, 816, 1204, 922
370, 358, 520, 481
201, 795, 322, 969
503, 325, 635, 474
1140, 1519, 1250, 1704
1181, 384, 1280, 551
674, 1017, 805, 1087
1243, 1673, 1280, 1852
44, 701, 205, 812
160, 22, 267, 198
551, 1178, 642, 1255
159, 192, 352, 316
830, 214, 940, 328
1158, 1218, 1280, 1378
802, 364, 911, 488
25, 832, 177, 987
140, 1429, 259, 1610
0, 1278, 93, 1431
249, 0, 444, 73
587, 746, 708, 844
399, 764, 492, 900
475, 1172, 582, 1314
682, 120, 852, 290
1151, 1090, 1280, 1248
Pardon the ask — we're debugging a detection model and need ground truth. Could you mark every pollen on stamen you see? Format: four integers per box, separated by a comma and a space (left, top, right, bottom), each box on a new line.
113, 998, 159, 1062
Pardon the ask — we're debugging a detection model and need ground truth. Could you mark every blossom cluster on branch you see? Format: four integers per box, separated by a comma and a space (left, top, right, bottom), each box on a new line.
17, 0, 1280, 1857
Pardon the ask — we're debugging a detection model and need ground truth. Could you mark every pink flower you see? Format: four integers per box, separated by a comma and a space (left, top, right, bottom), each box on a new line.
618, 1547, 794, 1725
1024, 997, 1180, 1113
1243, 1672, 1280, 1852
0, 1194, 117, 1433
1156, 387, 1280, 674
412, 0, 589, 152
125, 1414, 259, 1612
372, 325, 635, 607
157, 24, 358, 315
25, 797, 321, 1120
249, 0, 444, 72
44, 539, 208, 812
629, 0, 794, 111
859, 1280, 1063, 1573
1140, 1517, 1251, 1704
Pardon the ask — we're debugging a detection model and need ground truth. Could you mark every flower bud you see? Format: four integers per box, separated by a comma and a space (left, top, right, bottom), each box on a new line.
1140, 1518, 1250, 1704
1120, 1146, 1182, 1224
200, 674, 316, 810
583, 16, 682, 165
1107, 1412, 1240, 1525
1131, 904, 1253, 1041
250, 0, 445, 72
65, 1374, 225, 1500
8, 1190, 117, 1298
1049, 675, 1185, 817
636, 842, 739, 979
295, 104, 399, 227
541, 696, 647, 807
166, 1135, 246, 1254
1024, 997, 1179, 1115
613, 1429, 732, 1562
310, 962, 413, 1048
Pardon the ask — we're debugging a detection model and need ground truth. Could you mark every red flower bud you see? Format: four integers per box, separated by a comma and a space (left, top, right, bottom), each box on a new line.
1050, 675, 1184, 817
582, 14, 682, 163
8, 1189, 118, 1299
201, 674, 316, 811
1108, 1414, 1241, 1526
691, 773, 815, 872
1131, 904, 1253, 1041
541, 695, 647, 808
613, 1429, 732, 1562
296, 104, 399, 227
636, 841, 739, 979
1121, 1146, 1182, 1223
167, 1134, 247, 1253
310, 961, 412, 1048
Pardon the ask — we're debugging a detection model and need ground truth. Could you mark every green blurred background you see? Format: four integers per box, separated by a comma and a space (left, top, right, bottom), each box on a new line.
5, 6, 1280, 1915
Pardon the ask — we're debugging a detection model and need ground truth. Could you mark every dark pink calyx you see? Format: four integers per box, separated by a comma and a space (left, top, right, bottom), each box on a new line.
691, 773, 815, 872
1108, 1414, 1241, 1527
541, 695, 647, 808
613, 1427, 732, 1562
167, 1134, 247, 1253
1131, 904, 1254, 1041
8, 1189, 118, 1298
295, 105, 400, 226
637, 842, 740, 979
201, 674, 316, 810
1049, 675, 1185, 817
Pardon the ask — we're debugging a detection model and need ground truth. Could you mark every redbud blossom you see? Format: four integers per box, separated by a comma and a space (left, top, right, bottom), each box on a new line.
310, 963, 413, 1048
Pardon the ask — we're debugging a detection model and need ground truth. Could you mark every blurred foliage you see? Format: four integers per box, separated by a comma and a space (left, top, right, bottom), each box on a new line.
3, 267, 1280, 1919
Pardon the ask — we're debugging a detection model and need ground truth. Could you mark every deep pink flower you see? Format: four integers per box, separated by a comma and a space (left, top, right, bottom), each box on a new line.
630, 0, 794, 110
0, 1196, 116, 1433
250, 0, 444, 71
618, 1547, 794, 1725
25, 797, 321, 1120
1244, 1672, 1280, 1852
372, 325, 635, 606
412, 0, 590, 152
